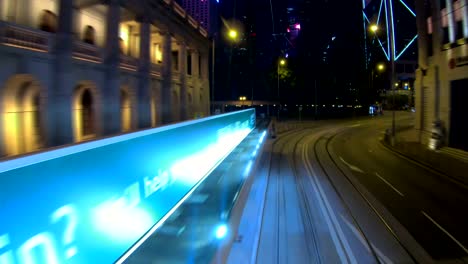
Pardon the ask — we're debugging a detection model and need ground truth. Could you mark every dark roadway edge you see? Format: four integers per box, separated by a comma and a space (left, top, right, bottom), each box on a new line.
379, 138, 468, 191
325, 123, 435, 263
330, 121, 468, 263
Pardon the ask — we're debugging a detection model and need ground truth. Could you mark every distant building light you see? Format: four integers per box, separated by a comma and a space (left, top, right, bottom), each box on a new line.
287, 28, 290, 33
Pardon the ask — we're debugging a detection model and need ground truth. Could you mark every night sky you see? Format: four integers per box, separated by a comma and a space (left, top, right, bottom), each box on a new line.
212, 0, 416, 107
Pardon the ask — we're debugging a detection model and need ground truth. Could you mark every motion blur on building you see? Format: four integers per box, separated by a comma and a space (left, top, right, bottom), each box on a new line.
0, 0, 211, 158
414, 0, 468, 151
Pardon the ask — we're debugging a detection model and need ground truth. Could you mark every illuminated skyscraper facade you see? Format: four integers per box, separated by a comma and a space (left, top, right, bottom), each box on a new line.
181, 0, 211, 32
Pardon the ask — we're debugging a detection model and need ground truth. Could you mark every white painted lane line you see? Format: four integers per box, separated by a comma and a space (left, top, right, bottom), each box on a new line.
375, 172, 404, 197
340, 214, 394, 264
421, 211, 468, 254
348, 124, 361, 128
339, 156, 365, 173
304, 144, 357, 264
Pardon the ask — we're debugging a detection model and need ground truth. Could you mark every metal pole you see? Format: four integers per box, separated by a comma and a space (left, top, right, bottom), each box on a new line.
211, 37, 215, 115
277, 62, 280, 120
314, 79, 318, 119
386, 0, 396, 145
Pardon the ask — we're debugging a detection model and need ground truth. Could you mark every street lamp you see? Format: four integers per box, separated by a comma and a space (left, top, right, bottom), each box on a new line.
228, 29, 238, 40
211, 26, 240, 115
277, 58, 286, 120
369, 19, 397, 145
377, 63, 385, 71
371, 63, 385, 101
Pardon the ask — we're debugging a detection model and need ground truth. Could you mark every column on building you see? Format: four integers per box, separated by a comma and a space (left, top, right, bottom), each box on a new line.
191, 49, 200, 118
431, 0, 442, 121
9, 0, 31, 26
103, 0, 121, 135
161, 30, 173, 124
178, 41, 188, 120
414, 0, 429, 134
4, 0, 30, 25
49, 0, 74, 147
200, 50, 210, 115
462, 0, 468, 38
137, 17, 151, 128
431, 0, 443, 54
445, 0, 457, 44
191, 49, 200, 79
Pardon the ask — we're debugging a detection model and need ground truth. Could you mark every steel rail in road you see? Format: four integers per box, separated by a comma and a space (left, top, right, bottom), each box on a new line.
309, 126, 419, 263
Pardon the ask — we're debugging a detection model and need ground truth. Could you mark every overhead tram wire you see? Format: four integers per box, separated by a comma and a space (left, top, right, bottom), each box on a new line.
269, 0, 276, 38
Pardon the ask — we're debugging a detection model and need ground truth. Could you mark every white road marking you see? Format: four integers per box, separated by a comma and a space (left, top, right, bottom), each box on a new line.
375, 172, 404, 197
304, 145, 357, 264
348, 124, 361, 128
340, 214, 394, 264
421, 211, 468, 254
339, 156, 365, 173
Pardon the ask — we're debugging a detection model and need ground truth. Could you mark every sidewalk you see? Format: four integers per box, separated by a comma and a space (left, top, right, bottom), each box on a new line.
381, 128, 468, 188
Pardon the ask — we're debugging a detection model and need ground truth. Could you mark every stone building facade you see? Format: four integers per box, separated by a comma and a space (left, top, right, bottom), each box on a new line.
0, 0, 211, 157
414, 0, 468, 151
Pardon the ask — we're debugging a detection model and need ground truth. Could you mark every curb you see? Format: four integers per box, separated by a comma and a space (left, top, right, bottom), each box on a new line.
379, 140, 468, 190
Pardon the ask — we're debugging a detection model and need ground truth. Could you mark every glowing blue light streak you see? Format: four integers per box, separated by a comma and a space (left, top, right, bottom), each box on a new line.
384, 0, 391, 59
395, 34, 418, 60
243, 160, 253, 178
399, 0, 416, 17
0, 108, 255, 264
389, 0, 396, 60
258, 131, 267, 144
377, 37, 390, 60
215, 224, 228, 239
0, 110, 254, 173
363, 12, 369, 69
115, 125, 252, 264
363, 12, 370, 23
377, 0, 384, 25
252, 150, 258, 157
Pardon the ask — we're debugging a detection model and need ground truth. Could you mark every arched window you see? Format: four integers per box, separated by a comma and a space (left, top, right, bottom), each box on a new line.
39, 10, 57, 33
188, 93, 193, 119
172, 90, 179, 122
120, 89, 132, 132
81, 89, 94, 136
119, 37, 125, 54
83, 25, 96, 45
2, 77, 43, 156
151, 87, 159, 127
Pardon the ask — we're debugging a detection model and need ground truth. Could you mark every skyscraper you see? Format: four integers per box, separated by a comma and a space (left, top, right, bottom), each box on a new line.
181, 0, 211, 32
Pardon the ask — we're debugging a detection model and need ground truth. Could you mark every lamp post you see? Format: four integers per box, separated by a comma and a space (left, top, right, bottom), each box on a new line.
211, 36, 215, 115
371, 17, 396, 145
371, 63, 385, 95
239, 96, 246, 106
277, 58, 286, 120
211, 27, 239, 115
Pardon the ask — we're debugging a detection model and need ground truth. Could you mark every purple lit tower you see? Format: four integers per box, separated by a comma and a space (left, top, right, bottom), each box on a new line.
181, 0, 211, 32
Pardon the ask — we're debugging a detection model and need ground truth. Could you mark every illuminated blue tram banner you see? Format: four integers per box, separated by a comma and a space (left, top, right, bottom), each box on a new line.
0, 109, 255, 264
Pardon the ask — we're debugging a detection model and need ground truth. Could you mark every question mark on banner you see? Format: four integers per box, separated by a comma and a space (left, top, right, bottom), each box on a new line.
51, 205, 78, 259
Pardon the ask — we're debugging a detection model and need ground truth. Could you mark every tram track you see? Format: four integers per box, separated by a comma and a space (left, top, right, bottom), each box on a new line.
255, 127, 321, 264
254, 120, 420, 263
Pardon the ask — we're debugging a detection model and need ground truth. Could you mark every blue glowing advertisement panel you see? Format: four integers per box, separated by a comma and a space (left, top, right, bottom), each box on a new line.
0, 109, 255, 264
